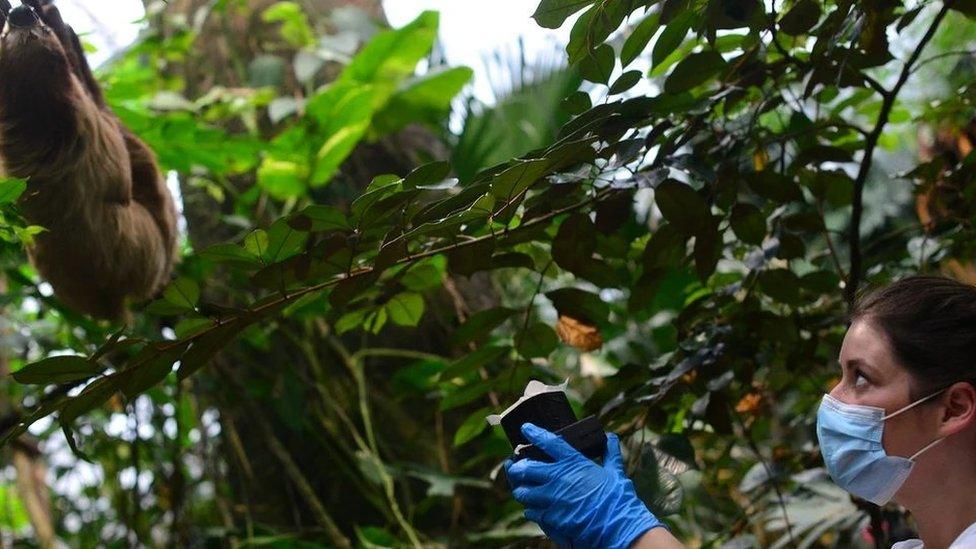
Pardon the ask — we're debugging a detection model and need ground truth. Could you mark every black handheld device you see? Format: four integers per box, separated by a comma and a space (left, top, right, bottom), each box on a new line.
498, 389, 607, 463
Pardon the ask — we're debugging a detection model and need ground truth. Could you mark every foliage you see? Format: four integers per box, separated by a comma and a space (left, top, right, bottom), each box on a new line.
2, 0, 976, 546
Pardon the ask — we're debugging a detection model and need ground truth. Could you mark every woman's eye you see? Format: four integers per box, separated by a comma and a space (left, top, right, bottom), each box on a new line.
854, 372, 870, 389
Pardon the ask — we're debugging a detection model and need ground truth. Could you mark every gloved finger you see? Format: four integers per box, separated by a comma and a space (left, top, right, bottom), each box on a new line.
505, 458, 552, 486
603, 432, 625, 471
521, 423, 581, 462
524, 507, 545, 528
512, 485, 555, 508
502, 458, 515, 490
525, 507, 569, 547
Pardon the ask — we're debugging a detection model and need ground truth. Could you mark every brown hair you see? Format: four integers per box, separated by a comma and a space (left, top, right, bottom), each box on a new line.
852, 276, 976, 397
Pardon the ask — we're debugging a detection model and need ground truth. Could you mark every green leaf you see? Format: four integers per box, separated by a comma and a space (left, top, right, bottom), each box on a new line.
0, 178, 27, 204
552, 213, 597, 270
340, 11, 439, 86
759, 269, 802, 305
693, 218, 720, 282
748, 171, 804, 203
439, 381, 492, 411
664, 50, 727, 94
177, 321, 241, 381
266, 218, 309, 262
163, 277, 200, 311
546, 288, 610, 326
609, 70, 643, 95
562, 91, 592, 114
622, 12, 661, 66
401, 258, 446, 291
440, 345, 510, 380
12, 356, 100, 385
312, 119, 373, 185
244, 230, 270, 260
516, 323, 559, 358
532, 0, 596, 29
655, 180, 711, 236
578, 43, 615, 84
453, 407, 491, 446
386, 292, 425, 327
257, 158, 307, 200
452, 307, 519, 347
779, 0, 821, 35
200, 243, 261, 267
289, 205, 349, 232
730, 203, 766, 245
119, 344, 187, 400
403, 161, 452, 189
146, 299, 195, 316
307, 83, 378, 186
60, 377, 118, 426
262, 2, 315, 48
372, 67, 474, 136
490, 159, 549, 201
652, 11, 693, 72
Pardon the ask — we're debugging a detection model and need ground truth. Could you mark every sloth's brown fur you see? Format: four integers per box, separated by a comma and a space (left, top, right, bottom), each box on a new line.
0, 3, 178, 320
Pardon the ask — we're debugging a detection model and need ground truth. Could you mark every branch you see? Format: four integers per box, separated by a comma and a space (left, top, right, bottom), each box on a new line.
846, 4, 950, 307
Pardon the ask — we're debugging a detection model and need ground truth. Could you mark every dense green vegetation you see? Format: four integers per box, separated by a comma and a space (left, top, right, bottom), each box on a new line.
2, 0, 976, 546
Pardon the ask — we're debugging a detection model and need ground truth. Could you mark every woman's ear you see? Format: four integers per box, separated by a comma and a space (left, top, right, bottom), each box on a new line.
938, 381, 976, 437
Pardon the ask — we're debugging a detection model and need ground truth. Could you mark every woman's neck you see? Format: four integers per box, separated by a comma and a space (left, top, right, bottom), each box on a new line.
907, 463, 976, 548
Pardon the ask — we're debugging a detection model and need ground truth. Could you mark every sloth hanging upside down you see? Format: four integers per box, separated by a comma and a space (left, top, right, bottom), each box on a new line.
0, 0, 178, 320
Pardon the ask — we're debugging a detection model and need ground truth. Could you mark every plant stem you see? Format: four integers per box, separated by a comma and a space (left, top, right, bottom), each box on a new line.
846, 4, 950, 307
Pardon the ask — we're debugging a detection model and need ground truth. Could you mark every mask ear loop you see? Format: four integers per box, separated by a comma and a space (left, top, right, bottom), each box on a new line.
883, 387, 951, 462
882, 388, 948, 420
909, 437, 945, 461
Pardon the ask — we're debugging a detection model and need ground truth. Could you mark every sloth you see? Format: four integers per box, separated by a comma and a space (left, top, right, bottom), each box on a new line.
0, 0, 178, 320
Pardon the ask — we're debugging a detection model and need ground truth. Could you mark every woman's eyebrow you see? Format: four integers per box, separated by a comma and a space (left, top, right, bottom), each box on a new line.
846, 358, 878, 376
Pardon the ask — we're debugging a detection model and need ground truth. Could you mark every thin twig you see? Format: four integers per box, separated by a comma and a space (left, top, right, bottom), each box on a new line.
846, 4, 951, 307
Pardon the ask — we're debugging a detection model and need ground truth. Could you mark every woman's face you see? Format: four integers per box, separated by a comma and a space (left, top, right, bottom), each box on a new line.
829, 319, 945, 502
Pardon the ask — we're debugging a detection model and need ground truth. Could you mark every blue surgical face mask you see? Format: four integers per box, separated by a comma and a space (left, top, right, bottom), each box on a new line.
816, 390, 946, 506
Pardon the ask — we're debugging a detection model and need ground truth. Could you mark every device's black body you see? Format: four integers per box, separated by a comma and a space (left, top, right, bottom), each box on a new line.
498, 390, 607, 463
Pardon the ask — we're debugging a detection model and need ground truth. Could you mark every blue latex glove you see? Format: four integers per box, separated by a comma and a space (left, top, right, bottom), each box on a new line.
504, 423, 664, 549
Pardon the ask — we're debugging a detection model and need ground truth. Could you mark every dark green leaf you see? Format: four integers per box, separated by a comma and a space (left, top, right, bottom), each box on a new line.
652, 11, 693, 71
516, 323, 559, 358
440, 345, 511, 380
452, 307, 519, 347
730, 203, 766, 245
562, 91, 593, 114
609, 70, 643, 95
642, 224, 688, 269
693, 217, 721, 281
552, 214, 597, 270
622, 12, 661, 66
546, 288, 610, 326
12, 356, 100, 385
404, 161, 452, 189
454, 407, 492, 446
655, 180, 712, 236
664, 50, 727, 94
758, 269, 802, 304
778, 0, 821, 35
532, 0, 595, 29
578, 43, 616, 84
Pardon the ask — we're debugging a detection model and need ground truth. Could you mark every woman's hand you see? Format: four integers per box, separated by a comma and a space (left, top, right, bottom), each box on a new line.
503, 423, 668, 549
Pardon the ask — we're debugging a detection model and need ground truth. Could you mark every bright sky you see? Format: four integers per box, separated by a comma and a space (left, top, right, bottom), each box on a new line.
58, 0, 569, 103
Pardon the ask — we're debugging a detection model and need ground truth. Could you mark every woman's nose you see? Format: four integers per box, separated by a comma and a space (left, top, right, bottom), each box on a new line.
7, 4, 38, 28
